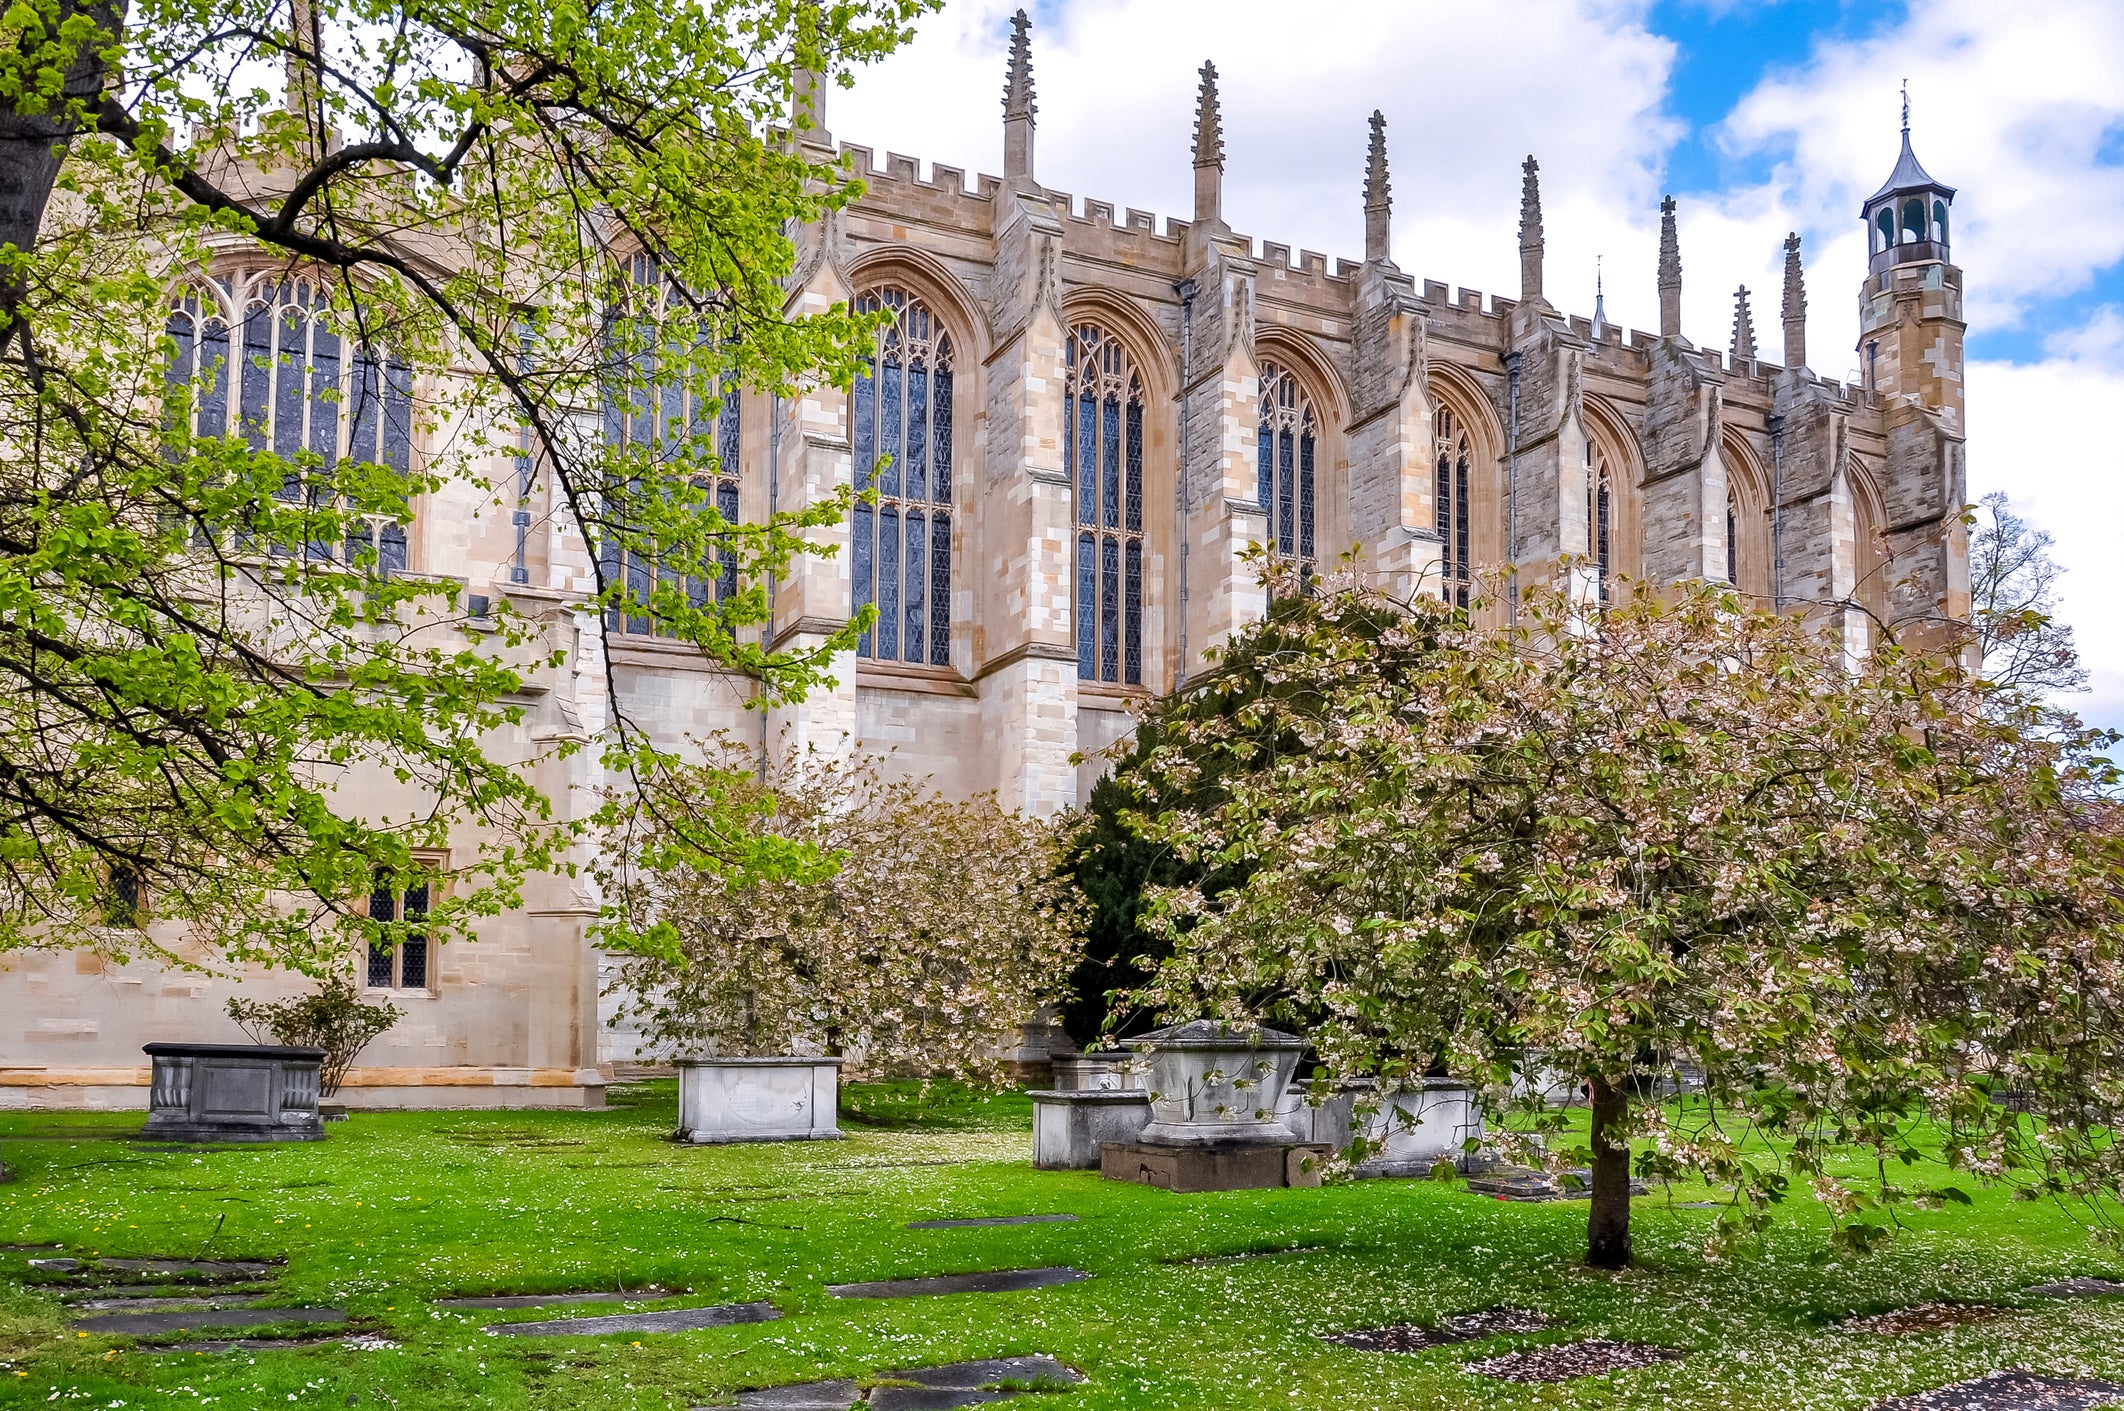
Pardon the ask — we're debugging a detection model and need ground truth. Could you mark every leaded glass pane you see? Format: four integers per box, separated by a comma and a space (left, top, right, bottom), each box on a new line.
851, 286, 953, 663
1257, 362, 1318, 574
1066, 324, 1150, 685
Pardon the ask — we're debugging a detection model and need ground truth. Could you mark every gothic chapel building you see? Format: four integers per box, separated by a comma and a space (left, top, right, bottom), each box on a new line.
0, 14, 1970, 1108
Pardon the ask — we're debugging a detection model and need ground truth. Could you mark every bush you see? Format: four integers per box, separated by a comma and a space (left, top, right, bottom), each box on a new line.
227, 975, 400, 1097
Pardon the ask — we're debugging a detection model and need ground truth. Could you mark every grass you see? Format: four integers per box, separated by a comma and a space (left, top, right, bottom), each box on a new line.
0, 1081, 2120, 1408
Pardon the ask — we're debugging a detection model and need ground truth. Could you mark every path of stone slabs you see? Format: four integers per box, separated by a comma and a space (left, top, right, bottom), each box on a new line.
31, 1253, 363, 1352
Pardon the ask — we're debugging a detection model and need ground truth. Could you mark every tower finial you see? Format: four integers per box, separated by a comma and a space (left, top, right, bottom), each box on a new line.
1363, 109, 1391, 264
1781, 232, 1807, 370
1731, 285, 1757, 364
1002, 9, 1036, 187
1657, 194, 1682, 338
1590, 255, 1610, 339
1519, 155, 1544, 303
1192, 60, 1224, 226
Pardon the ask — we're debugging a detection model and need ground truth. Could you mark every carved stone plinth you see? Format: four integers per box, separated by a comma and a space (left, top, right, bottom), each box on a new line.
674, 1058, 842, 1144
1099, 1138, 1327, 1193
140, 1043, 326, 1143
1029, 1088, 1151, 1169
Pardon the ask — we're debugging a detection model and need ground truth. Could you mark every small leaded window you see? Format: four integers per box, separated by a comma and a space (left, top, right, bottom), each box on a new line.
1435, 407, 1473, 608
1586, 442, 1613, 604
166, 274, 414, 572
852, 286, 953, 666
1727, 493, 1739, 587
600, 254, 742, 637
366, 875, 430, 990
1256, 362, 1316, 573
1066, 323, 1144, 686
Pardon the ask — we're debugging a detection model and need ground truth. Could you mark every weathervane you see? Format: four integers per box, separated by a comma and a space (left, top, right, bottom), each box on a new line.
1901, 79, 1910, 134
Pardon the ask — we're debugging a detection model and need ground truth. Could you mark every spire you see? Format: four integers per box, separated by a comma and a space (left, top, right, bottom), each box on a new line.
1363, 110, 1391, 265
1518, 155, 1544, 304
1657, 194, 1682, 338
1590, 257, 1610, 340
791, 1, 827, 144
1780, 233, 1807, 370
1861, 84, 1956, 274
1002, 8, 1035, 188
1731, 285, 1757, 364
1192, 60, 1224, 227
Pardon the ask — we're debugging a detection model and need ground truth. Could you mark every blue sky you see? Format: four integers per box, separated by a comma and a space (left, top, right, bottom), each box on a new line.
837, 0, 2124, 733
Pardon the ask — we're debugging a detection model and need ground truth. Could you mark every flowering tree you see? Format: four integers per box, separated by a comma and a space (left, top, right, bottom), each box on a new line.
1117, 566, 2124, 1269
596, 740, 1083, 1081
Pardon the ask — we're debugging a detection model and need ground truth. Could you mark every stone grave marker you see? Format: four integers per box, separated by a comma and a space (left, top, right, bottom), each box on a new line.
827, 1267, 1089, 1299
700, 1355, 1082, 1410
1867, 1370, 2124, 1411
2026, 1278, 2124, 1299
72, 1305, 347, 1337
486, 1301, 780, 1337
1466, 1340, 1685, 1382
1324, 1307, 1555, 1352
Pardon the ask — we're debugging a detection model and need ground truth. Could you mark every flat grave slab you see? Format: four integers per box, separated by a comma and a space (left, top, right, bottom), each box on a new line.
69, 1295, 269, 1314
827, 1267, 1089, 1300
706, 1356, 1082, 1409
71, 1305, 345, 1336
485, 1301, 780, 1337
1840, 1303, 2015, 1334
30, 1256, 280, 1284
1467, 1340, 1685, 1382
438, 1288, 682, 1310
1867, 1370, 2124, 1410
2027, 1278, 2124, 1298
1168, 1244, 1326, 1267
905, 1215, 1079, 1230
1324, 1307, 1555, 1352
58, 1283, 277, 1303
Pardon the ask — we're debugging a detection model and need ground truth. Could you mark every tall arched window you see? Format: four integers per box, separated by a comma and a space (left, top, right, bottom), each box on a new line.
1256, 361, 1316, 572
1066, 322, 1144, 685
1726, 493, 1739, 587
599, 253, 742, 636
1586, 441, 1613, 604
167, 274, 413, 572
852, 286, 953, 666
1434, 407, 1473, 608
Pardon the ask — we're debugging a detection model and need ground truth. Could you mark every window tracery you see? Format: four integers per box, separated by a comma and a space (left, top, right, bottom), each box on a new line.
1256, 361, 1316, 573
166, 273, 414, 572
600, 253, 742, 637
1434, 407, 1473, 608
852, 285, 954, 666
1066, 322, 1144, 685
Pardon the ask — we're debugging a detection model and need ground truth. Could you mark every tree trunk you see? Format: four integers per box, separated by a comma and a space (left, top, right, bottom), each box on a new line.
1585, 1073, 1632, 1269
0, 0, 121, 264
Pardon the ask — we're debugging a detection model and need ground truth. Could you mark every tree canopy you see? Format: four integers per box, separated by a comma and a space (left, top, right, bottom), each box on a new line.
0, 0, 931, 963
1112, 566, 2124, 1268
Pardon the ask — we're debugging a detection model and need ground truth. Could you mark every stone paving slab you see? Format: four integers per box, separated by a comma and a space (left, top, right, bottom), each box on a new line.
827, 1268, 1089, 1300
702, 1356, 1082, 1410
68, 1295, 270, 1314
438, 1289, 681, 1310
58, 1284, 277, 1303
30, 1256, 279, 1283
2027, 1278, 2124, 1298
485, 1301, 780, 1337
905, 1215, 1079, 1230
1867, 1370, 2124, 1410
71, 1306, 346, 1336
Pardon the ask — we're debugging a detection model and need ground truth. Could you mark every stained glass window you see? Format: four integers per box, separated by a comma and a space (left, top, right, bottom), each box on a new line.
166, 274, 413, 573
599, 254, 743, 637
1256, 362, 1317, 575
1727, 493, 1739, 587
851, 286, 954, 666
1586, 441, 1613, 604
1066, 323, 1145, 685
1434, 407, 1473, 609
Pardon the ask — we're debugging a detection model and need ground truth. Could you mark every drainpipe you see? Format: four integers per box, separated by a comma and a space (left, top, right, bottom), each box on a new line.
1768, 413, 1786, 612
1504, 350, 1523, 623
1174, 277, 1196, 686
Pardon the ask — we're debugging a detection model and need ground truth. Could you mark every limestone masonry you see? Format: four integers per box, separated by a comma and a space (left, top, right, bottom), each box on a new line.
0, 13, 1969, 1110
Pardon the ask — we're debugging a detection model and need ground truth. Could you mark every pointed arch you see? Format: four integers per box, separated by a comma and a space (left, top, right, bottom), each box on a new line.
1846, 455, 1891, 633
1425, 364, 1505, 610
1722, 428, 1773, 601
1580, 394, 1644, 597
1253, 328, 1350, 569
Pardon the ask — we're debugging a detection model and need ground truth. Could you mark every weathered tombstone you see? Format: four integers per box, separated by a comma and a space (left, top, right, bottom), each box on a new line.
139, 1043, 325, 1143
673, 1058, 842, 1144
1350, 1079, 1484, 1177
1099, 1021, 1319, 1192
1049, 1050, 1143, 1091
1028, 1088, 1151, 1169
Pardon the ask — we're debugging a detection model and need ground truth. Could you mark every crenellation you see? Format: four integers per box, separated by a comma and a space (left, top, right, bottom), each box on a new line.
1261, 241, 1291, 267
1457, 287, 1483, 311
1125, 208, 1156, 232
887, 152, 920, 183
1299, 250, 1327, 276
1085, 199, 1114, 227
927, 163, 965, 194
839, 142, 875, 177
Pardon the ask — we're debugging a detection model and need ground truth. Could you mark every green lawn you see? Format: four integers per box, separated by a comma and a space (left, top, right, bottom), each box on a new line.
1, 1081, 2121, 1409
